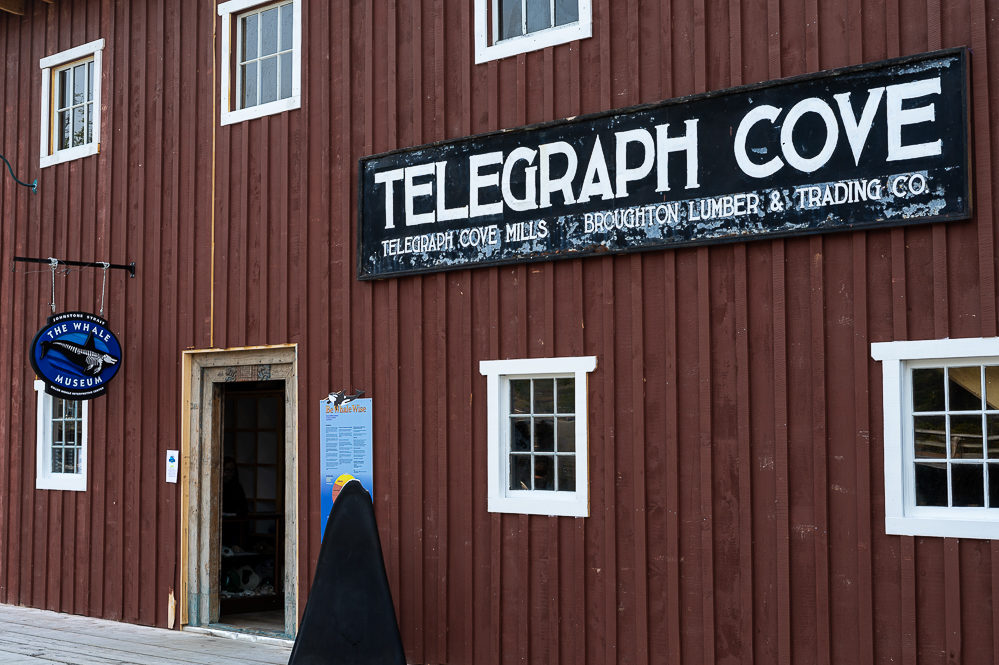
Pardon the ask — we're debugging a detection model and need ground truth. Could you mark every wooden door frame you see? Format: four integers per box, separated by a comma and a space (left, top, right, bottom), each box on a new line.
180, 345, 299, 637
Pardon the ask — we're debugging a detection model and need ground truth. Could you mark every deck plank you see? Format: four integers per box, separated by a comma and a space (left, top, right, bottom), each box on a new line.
0, 605, 291, 665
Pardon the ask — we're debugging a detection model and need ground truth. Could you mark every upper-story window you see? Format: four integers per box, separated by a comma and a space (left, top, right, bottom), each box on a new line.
872, 337, 999, 539
474, 0, 592, 63
218, 0, 302, 126
39, 39, 104, 169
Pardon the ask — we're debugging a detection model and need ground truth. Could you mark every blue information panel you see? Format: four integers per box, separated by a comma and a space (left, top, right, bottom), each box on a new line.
319, 398, 373, 537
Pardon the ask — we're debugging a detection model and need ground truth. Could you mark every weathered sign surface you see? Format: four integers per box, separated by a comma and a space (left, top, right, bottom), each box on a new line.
358, 49, 969, 279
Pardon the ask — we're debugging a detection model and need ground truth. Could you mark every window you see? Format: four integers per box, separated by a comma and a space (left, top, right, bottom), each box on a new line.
480, 356, 596, 516
474, 0, 592, 63
218, 0, 301, 126
872, 337, 999, 539
39, 39, 104, 168
35, 380, 88, 491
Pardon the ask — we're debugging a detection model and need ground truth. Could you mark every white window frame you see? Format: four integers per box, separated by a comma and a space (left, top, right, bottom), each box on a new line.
474, 0, 592, 64
872, 337, 999, 539
34, 380, 88, 492
480, 356, 596, 517
39, 39, 104, 169
218, 0, 302, 126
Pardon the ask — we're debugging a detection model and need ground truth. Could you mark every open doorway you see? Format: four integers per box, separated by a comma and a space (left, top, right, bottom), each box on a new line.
182, 346, 299, 639
219, 380, 285, 633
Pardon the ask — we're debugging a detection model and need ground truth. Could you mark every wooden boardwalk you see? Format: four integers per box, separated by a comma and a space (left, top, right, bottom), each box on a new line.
0, 605, 291, 664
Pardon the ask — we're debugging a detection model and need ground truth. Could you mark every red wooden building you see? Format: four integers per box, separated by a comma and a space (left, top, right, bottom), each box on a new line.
1, 0, 998, 663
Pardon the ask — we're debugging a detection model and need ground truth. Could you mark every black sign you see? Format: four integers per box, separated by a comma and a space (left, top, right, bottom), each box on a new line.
30, 311, 123, 400
358, 49, 970, 279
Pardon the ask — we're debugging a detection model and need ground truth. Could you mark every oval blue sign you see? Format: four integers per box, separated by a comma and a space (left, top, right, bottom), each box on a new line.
30, 311, 123, 400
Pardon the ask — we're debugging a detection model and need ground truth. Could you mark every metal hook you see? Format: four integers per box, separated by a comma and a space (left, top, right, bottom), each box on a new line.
48, 257, 58, 313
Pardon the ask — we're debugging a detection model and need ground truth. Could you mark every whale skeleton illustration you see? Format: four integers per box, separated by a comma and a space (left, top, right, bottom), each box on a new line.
40, 333, 119, 376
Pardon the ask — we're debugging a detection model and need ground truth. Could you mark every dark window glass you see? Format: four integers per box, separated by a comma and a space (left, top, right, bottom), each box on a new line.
52, 448, 64, 474
72, 107, 85, 147
499, 0, 523, 39
950, 414, 984, 458
534, 455, 554, 490
949, 367, 982, 410
912, 368, 945, 412
511, 418, 531, 452
534, 379, 554, 413
952, 464, 985, 507
555, 0, 579, 25
915, 462, 948, 506
526, 0, 552, 33
986, 366, 999, 410
913, 415, 946, 458
534, 417, 554, 452
558, 456, 576, 491
510, 379, 531, 414
242, 61, 258, 108
510, 454, 531, 490
988, 415, 999, 458
990, 464, 999, 507
556, 416, 575, 452
556, 377, 574, 414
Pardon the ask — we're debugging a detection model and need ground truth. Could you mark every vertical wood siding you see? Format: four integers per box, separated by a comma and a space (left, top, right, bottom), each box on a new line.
0, 1, 998, 664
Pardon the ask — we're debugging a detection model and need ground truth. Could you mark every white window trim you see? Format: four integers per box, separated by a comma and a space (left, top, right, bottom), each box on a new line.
39, 38, 104, 169
480, 356, 596, 517
474, 0, 592, 64
218, 0, 302, 126
34, 380, 88, 492
872, 337, 999, 539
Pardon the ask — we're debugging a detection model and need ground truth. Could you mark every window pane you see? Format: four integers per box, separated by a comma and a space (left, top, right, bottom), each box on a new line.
526, 0, 552, 33
242, 13, 259, 61
949, 367, 982, 410
65, 399, 78, 418
280, 2, 294, 51
64, 449, 77, 474
950, 414, 983, 458
257, 466, 277, 500
988, 415, 999, 458
73, 63, 86, 104
556, 378, 574, 414
241, 62, 258, 108
557, 456, 576, 491
73, 107, 85, 147
556, 416, 575, 452
510, 454, 531, 490
86, 103, 93, 144
87, 61, 93, 101
258, 432, 278, 464
915, 462, 948, 506
260, 6, 279, 56
533, 379, 554, 413
987, 366, 999, 410
555, 0, 579, 25
52, 448, 64, 474
912, 368, 945, 412
280, 52, 292, 100
510, 379, 530, 414
534, 417, 554, 452
53, 421, 64, 444
990, 463, 999, 507
499, 0, 523, 39
511, 417, 531, 452
534, 455, 554, 490
952, 464, 985, 507
260, 56, 278, 104
53, 398, 65, 419
59, 110, 71, 150
58, 69, 71, 110
65, 420, 77, 443
913, 415, 945, 458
